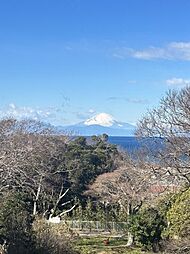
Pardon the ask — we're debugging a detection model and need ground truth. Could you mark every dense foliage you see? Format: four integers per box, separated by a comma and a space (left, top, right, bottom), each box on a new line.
166, 187, 190, 239
0, 121, 119, 253
61, 135, 118, 197
0, 192, 34, 254
129, 207, 166, 251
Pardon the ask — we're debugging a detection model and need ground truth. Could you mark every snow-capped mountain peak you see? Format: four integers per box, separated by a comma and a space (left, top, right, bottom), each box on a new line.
57, 113, 136, 136
84, 113, 115, 127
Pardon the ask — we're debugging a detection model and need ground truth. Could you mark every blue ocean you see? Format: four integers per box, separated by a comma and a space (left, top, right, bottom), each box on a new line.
108, 136, 141, 151
108, 136, 163, 154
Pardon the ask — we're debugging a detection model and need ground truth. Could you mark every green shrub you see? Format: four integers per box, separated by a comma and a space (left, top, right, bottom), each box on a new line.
129, 207, 166, 250
0, 191, 34, 254
166, 187, 190, 239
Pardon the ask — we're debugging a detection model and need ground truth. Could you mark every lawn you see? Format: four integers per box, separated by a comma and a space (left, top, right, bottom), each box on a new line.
73, 236, 154, 254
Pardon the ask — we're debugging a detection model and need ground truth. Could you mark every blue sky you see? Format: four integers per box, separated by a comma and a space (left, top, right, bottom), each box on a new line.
1, 0, 190, 126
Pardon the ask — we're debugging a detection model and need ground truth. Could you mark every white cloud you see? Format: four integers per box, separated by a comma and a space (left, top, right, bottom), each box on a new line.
9, 103, 16, 109
84, 113, 115, 127
127, 80, 137, 84
114, 42, 190, 61
132, 47, 168, 60
107, 96, 149, 104
166, 78, 190, 87
88, 109, 96, 113
0, 103, 59, 122
72, 108, 97, 121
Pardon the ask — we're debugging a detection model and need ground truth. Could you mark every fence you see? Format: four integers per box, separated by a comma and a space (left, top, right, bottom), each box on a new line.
64, 220, 128, 233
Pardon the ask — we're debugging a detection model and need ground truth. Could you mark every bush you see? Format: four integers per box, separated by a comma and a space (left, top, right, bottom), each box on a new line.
166, 187, 190, 239
33, 218, 79, 254
0, 191, 35, 254
0, 191, 79, 254
160, 238, 190, 254
129, 207, 166, 251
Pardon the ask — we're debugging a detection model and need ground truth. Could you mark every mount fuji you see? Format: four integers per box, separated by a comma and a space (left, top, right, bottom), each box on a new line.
58, 113, 136, 136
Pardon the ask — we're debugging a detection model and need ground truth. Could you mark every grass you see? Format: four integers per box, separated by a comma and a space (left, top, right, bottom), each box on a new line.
76, 236, 128, 246
73, 236, 154, 254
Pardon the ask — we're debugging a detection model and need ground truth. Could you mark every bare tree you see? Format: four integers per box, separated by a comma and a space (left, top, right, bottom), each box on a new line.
136, 86, 190, 185
86, 156, 163, 246
0, 118, 75, 220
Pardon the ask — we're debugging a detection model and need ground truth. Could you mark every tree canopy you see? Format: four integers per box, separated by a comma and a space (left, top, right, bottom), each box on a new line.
136, 86, 190, 185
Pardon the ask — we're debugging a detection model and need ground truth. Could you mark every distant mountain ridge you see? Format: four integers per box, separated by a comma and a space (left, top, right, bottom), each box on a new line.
58, 113, 136, 136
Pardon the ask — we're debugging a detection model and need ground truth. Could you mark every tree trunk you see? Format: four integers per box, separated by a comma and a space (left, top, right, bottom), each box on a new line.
33, 176, 43, 216
33, 200, 37, 216
126, 202, 134, 246
127, 231, 134, 246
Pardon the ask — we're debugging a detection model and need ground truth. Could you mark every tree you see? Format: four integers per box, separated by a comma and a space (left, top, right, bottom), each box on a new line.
129, 207, 166, 251
136, 86, 190, 185
60, 135, 118, 197
166, 187, 190, 239
86, 157, 157, 246
0, 119, 75, 220
0, 119, 116, 221
84, 198, 94, 220
0, 191, 35, 254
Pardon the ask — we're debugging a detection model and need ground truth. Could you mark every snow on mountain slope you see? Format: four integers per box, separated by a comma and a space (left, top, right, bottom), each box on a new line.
84, 113, 115, 127
58, 113, 136, 136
